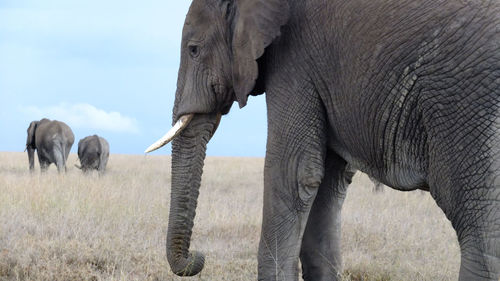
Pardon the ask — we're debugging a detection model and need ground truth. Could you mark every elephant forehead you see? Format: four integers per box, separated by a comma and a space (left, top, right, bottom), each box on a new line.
185, 0, 216, 27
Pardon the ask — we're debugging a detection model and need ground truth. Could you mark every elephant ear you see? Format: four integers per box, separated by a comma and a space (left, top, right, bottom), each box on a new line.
26, 121, 38, 148
232, 0, 290, 108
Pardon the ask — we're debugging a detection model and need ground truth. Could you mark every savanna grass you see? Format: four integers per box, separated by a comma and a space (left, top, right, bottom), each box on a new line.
0, 152, 458, 280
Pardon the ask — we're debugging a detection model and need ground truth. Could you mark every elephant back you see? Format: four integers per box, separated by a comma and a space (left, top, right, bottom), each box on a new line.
35, 119, 74, 148
78, 135, 101, 156
98, 137, 110, 156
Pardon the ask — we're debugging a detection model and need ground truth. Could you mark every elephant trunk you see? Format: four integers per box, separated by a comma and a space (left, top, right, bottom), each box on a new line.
166, 113, 219, 276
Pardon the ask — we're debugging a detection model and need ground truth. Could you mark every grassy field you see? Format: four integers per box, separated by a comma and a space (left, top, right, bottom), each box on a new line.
0, 152, 459, 280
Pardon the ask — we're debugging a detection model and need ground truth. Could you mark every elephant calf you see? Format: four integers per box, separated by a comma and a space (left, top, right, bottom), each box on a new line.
76, 135, 109, 173
26, 118, 74, 173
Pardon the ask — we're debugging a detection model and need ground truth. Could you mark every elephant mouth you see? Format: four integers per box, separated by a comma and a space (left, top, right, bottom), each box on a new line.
145, 113, 222, 153
211, 74, 234, 115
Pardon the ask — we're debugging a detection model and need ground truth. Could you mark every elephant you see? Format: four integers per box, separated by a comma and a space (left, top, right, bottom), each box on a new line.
145, 0, 500, 280
75, 135, 109, 174
26, 118, 74, 173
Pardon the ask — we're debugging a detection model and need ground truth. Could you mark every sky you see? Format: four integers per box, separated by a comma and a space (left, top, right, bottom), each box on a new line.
0, 0, 267, 156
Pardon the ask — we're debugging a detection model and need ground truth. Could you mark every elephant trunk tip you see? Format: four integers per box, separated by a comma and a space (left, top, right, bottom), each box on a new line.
168, 251, 205, 277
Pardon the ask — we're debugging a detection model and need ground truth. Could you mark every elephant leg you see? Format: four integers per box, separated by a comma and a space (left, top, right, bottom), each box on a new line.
39, 160, 50, 172
258, 85, 327, 280
258, 150, 323, 280
299, 151, 351, 281
37, 151, 49, 172
98, 156, 108, 175
457, 196, 500, 281
454, 198, 499, 281
64, 144, 71, 163
431, 180, 500, 280
55, 163, 63, 173
53, 147, 65, 173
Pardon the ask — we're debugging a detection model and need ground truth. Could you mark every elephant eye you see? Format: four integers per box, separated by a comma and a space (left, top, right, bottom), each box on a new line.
188, 44, 200, 58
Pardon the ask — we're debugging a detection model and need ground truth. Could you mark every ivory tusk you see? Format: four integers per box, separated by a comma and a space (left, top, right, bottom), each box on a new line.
144, 114, 194, 153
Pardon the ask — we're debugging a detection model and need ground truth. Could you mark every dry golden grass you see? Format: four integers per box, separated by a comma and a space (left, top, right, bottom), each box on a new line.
0, 152, 459, 280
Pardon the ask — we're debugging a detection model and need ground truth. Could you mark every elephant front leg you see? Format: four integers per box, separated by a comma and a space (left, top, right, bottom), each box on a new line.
300, 151, 352, 281
258, 87, 327, 280
258, 152, 325, 280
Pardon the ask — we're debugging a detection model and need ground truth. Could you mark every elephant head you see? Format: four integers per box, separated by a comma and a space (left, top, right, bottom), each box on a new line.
26, 120, 39, 171
145, 0, 289, 276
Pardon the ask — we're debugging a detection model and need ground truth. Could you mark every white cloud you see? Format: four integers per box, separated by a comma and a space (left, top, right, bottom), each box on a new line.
20, 103, 139, 134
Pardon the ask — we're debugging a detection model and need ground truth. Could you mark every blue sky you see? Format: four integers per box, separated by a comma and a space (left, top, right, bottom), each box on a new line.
0, 0, 267, 156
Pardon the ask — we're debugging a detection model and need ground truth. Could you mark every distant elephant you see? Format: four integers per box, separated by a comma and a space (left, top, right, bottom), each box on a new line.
26, 118, 74, 172
146, 0, 500, 280
75, 135, 109, 173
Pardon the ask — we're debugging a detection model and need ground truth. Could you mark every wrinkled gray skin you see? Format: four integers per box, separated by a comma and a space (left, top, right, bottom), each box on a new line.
76, 135, 109, 174
26, 118, 74, 173
162, 0, 500, 280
